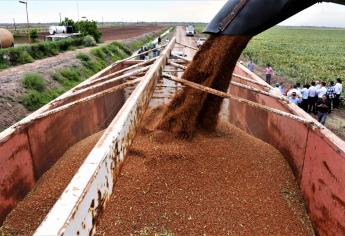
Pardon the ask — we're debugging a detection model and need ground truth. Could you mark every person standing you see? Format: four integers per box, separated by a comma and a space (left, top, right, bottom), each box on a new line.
316, 95, 329, 125
272, 83, 281, 95
265, 63, 273, 85
326, 81, 336, 112
247, 59, 255, 72
288, 92, 300, 105
301, 84, 310, 112
287, 84, 302, 99
317, 82, 327, 100
308, 81, 317, 114
158, 36, 161, 45
334, 78, 343, 109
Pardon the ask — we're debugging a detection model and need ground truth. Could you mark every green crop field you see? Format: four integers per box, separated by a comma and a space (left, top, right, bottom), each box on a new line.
243, 26, 345, 85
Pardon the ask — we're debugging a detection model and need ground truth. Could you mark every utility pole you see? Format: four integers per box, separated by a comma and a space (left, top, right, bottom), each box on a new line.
13, 18, 17, 31
19, 0, 29, 40
77, 2, 79, 21
59, 12, 62, 24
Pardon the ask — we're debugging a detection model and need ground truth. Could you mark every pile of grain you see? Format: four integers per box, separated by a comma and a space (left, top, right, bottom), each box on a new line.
158, 35, 251, 138
1, 131, 104, 235
95, 121, 313, 235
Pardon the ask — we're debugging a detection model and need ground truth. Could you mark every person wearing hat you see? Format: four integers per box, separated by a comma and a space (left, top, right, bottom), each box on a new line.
288, 92, 300, 105
272, 83, 281, 95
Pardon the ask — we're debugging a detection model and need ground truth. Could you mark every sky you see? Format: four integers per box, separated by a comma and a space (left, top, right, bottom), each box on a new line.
0, 0, 345, 28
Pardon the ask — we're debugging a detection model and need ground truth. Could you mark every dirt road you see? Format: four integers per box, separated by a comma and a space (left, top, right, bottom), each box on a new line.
0, 25, 164, 131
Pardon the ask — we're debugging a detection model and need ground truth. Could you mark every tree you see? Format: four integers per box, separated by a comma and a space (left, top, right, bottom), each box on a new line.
29, 29, 39, 42
77, 20, 102, 43
60, 17, 102, 43
60, 17, 77, 33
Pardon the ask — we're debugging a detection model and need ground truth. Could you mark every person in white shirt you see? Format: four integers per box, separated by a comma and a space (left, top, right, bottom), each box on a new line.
308, 81, 317, 114
315, 80, 321, 90
272, 83, 282, 95
287, 84, 302, 99
317, 82, 327, 99
300, 84, 310, 111
334, 78, 343, 109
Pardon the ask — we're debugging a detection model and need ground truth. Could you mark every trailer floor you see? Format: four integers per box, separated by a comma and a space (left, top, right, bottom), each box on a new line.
95, 121, 314, 235
1, 131, 104, 235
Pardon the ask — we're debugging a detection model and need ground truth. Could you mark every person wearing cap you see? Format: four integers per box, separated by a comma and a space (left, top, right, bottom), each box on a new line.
287, 84, 302, 100
288, 92, 300, 105
272, 83, 281, 95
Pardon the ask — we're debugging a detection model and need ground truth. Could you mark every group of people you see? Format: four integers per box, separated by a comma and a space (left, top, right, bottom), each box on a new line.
247, 60, 343, 125
138, 36, 162, 60
283, 79, 343, 125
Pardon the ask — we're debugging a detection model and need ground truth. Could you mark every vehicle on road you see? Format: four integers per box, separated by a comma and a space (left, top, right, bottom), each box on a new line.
185, 25, 195, 37
196, 38, 206, 47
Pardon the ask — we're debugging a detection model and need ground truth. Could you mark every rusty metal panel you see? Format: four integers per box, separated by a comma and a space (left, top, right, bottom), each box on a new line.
33, 37, 176, 236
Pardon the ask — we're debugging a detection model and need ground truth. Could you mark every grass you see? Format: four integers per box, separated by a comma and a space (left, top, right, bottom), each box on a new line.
243, 26, 345, 87
0, 36, 92, 69
22, 73, 46, 92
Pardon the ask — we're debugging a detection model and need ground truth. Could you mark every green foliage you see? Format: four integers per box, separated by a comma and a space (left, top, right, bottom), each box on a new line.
243, 27, 345, 86
29, 28, 39, 42
83, 35, 97, 47
21, 88, 65, 111
22, 73, 45, 92
60, 17, 77, 32
0, 37, 86, 68
91, 41, 131, 63
60, 67, 82, 81
77, 20, 102, 43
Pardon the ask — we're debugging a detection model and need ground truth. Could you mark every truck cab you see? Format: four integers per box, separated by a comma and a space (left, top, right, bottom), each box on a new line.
185, 25, 195, 37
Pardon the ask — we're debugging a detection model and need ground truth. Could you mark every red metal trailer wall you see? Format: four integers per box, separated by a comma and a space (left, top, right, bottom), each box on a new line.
229, 64, 345, 235
0, 71, 125, 225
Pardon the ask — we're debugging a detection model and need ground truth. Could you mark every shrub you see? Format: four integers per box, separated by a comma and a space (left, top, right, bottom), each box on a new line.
22, 73, 45, 92
60, 67, 82, 81
21, 90, 46, 111
76, 52, 91, 62
83, 35, 97, 47
77, 20, 102, 43
29, 29, 39, 42
91, 48, 108, 61
21, 88, 65, 111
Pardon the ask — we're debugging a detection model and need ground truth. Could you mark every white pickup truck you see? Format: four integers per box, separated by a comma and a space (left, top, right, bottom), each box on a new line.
185, 25, 195, 37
